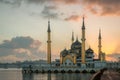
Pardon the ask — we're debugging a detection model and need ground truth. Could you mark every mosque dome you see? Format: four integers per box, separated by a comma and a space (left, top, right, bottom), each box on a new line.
60, 48, 68, 57
86, 47, 94, 54
71, 39, 81, 49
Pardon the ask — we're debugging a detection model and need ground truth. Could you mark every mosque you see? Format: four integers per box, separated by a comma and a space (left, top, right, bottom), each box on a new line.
23, 17, 120, 73
47, 17, 106, 68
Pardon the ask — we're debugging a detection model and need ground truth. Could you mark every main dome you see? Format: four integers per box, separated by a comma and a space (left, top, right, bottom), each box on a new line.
71, 40, 81, 49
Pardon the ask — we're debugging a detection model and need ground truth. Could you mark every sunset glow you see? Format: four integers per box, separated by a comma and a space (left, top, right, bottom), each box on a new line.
0, 0, 120, 63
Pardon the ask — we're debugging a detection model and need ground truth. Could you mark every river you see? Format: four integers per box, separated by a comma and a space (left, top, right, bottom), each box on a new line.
0, 68, 93, 80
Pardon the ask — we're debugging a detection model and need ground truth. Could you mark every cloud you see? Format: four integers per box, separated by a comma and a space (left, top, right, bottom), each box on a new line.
41, 5, 58, 19
0, 0, 80, 20
14, 48, 31, 56
53, 0, 80, 4
0, 0, 48, 6
0, 0, 59, 19
65, 15, 81, 21
0, 36, 46, 63
0, 55, 22, 63
0, 36, 34, 49
1, 0, 120, 16
26, 0, 47, 4
0, 0, 22, 7
26, 0, 80, 4
106, 43, 120, 61
27, 0, 120, 16
82, 0, 120, 16
106, 53, 120, 61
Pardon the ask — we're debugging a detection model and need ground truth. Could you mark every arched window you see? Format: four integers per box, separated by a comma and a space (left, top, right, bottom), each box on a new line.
65, 63, 67, 65
69, 63, 71, 65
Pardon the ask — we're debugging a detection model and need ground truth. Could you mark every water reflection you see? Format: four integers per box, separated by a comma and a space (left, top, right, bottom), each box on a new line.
54, 73, 92, 80
23, 73, 34, 80
0, 69, 22, 80
48, 73, 51, 80
23, 73, 93, 80
0, 69, 93, 80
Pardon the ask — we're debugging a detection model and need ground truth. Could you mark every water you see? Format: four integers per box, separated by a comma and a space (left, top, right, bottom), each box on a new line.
0, 68, 93, 80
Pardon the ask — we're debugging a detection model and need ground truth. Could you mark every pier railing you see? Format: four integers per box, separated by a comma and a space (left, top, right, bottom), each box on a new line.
22, 65, 104, 73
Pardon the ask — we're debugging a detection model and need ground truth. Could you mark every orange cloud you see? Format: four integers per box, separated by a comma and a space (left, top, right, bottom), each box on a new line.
82, 0, 120, 16
54, 0, 120, 16
106, 53, 120, 61
65, 15, 81, 21
54, 0, 80, 4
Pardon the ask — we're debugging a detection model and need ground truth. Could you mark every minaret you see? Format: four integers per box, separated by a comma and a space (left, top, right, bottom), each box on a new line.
98, 29, 102, 61
81, 17, 86, 64
47, 20, 51, 64
72, 31, 74, 43
76, 36, 78, 41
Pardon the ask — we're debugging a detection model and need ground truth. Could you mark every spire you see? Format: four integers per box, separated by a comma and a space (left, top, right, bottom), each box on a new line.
99, 29, 101, 39
82, 16, 85, 30
76, 36, 78, 41
47, 20, 51, 32
72, 31, 74, 43
98, 29, 102, 61
89, 45, 91, 49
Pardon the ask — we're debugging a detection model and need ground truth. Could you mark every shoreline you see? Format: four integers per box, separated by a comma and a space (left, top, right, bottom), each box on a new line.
90, 69, 120, 80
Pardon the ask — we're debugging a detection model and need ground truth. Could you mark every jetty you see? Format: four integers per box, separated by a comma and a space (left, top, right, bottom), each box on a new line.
22, 65, 104, 73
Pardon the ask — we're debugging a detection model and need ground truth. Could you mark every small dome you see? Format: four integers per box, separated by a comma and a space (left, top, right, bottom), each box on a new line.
60, 48, 68, 57
71, 40, 81, 49
86, 47, 94, 54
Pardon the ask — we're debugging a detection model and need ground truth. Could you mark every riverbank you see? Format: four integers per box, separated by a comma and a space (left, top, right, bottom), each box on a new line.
90, 69, 120, 80
101, 70, 120, 80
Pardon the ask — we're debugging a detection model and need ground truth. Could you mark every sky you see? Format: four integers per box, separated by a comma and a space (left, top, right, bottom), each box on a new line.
0, 0, 120, 63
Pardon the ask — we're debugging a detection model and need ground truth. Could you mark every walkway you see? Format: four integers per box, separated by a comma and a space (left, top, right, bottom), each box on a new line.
101, 70, 120, 80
